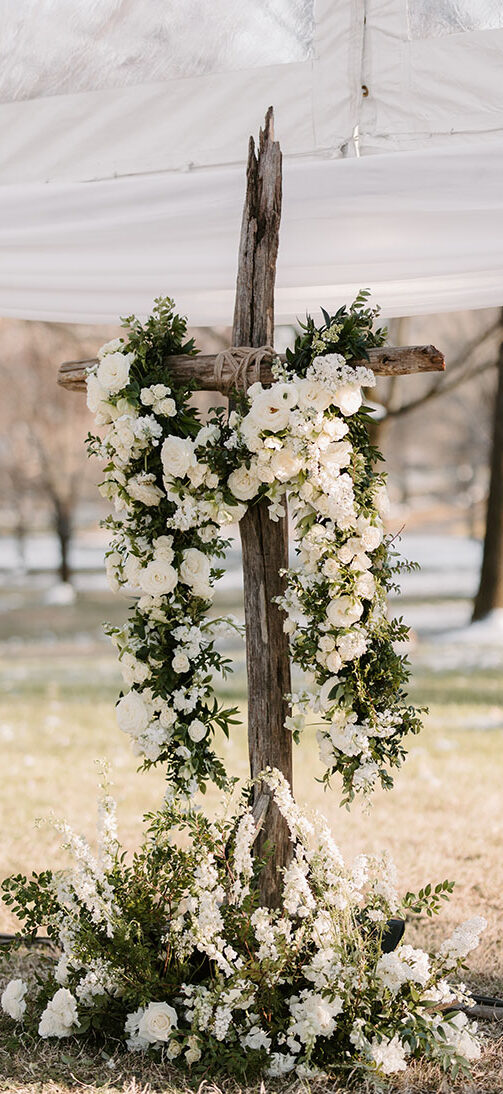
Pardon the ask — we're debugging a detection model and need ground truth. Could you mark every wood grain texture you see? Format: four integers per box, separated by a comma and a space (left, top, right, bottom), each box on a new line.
58, 344, 445, 393
232, 108, 293, 908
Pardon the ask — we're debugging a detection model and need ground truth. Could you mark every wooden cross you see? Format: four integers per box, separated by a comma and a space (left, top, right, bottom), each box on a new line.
58, 108, 445, 907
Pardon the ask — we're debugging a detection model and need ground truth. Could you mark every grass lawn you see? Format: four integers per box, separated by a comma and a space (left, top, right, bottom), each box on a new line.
0, 587, 503, 1091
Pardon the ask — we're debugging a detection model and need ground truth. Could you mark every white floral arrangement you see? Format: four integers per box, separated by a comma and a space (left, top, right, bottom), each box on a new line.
0, 297, 487, 1080
1, 769, 486, 1079
84, 295, 421, 805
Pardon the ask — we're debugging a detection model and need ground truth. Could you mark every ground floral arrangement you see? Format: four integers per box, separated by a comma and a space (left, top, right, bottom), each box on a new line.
0, 296, 487, 1080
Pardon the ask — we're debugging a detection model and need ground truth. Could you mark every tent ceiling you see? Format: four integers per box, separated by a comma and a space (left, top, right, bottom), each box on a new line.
0, 0, 314, 101
0, 0, 502, 322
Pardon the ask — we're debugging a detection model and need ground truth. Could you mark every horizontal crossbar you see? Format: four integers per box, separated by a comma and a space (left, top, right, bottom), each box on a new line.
58, 345, 445, 394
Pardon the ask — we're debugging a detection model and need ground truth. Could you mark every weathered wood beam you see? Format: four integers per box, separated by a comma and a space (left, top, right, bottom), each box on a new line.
58, 344, 445, 394
233, 108, 293, 909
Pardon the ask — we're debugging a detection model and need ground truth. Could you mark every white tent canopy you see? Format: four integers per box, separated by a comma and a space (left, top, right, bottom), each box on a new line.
1, 0, 503, 324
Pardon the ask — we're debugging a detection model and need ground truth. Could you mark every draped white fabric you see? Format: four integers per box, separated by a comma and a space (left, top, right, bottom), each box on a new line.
1, 0, 503, 321
2, 141, 503, 325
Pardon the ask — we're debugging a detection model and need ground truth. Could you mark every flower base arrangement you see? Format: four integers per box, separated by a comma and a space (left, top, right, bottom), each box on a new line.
1, 296, 487, 1080
1, 770, 486, 1079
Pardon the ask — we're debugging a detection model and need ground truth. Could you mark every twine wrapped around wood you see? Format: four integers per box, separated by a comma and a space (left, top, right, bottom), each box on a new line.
213, 345, 275, 392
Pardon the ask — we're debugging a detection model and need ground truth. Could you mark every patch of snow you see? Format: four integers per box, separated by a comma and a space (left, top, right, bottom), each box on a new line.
44, 582, 76, 606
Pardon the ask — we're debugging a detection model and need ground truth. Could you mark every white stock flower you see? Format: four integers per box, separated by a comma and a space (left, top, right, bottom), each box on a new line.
139, 559, 178, 597
116, 690, 149, 738
228, 465, 260, 501
242, 1025, 271, 1051
97, 351, 133, 394
38, 988, 79, 1039
161, 435, 196, 479
288, 990, 343, 1042
1, 979, 27, 1021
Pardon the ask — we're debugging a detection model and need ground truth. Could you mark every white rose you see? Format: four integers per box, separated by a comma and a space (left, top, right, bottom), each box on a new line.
296, 378, 334, 413
179, 548, 211, 590
228, 464, 260, 501
161, 436, 196, 480
326, 650, 343, 673
188, 718, 207, 742
186, 462, 208, 488
185, 1034, 202, 1064
139, 559, 178, 596
97, 351, 133, 394
116, 690, 149, 738
1, 979, 27, 1021
373, 483, 390, 519
321, 417, 349, 441
127, 474, 163, 506
326, 596, 363, 628
357, 518, 383, 551
333, 383, 362, 416
319, 440, 352, 473
98, 337, 125, 358
123, 553, 143, 589
192, 582, 212, 600
249, 389, 291, 432
38, 988, 79, 1039
322, 557, 341, 580
157, 397, 176, 417
269, 447, 302, 482
137, 1002, 177, 1044
269, 382, 298, 409
153, 535, 174, 563
172, 652, 190, 674
86, 373, 110, 417
239, 413, 262, 452
355, 571, 375, 599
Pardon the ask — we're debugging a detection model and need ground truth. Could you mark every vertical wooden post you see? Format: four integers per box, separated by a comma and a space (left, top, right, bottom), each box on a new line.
232, 109, 293, 907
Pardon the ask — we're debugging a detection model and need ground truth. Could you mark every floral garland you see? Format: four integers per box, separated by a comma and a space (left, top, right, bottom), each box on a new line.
1, 769, 485, 1078
0, 296, 487, 1080
85, 294, 421, 804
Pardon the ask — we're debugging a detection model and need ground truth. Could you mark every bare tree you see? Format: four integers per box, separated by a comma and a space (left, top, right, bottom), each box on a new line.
368, 315, 501, 447
0, 319, 118, 584
472, 317, 503, 621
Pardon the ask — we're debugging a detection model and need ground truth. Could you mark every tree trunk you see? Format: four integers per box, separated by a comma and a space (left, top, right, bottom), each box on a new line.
232, 109, 293, 907
53, 497, 73, 584
472, 331, 503, 621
